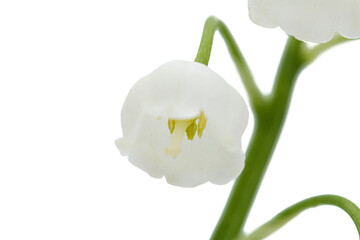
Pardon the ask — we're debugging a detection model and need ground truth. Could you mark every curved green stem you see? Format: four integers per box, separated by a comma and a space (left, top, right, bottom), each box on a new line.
304, 35, 352, 65
210, 37, 306, 240
195, 16, 262, 108
242, 195, 360, 240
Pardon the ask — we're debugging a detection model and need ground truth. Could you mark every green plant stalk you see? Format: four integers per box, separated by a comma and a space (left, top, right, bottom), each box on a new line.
243, 195, 360, 240
194, 19, 306, 239
194, 16, 357, 240
210, 37, 306, 240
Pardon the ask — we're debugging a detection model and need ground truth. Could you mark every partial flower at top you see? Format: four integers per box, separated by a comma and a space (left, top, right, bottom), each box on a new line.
249, 0, 360, 43
115, 60, 248, 187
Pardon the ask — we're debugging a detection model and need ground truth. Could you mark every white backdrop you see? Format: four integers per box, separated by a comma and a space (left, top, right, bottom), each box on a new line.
1, 0, 360, 239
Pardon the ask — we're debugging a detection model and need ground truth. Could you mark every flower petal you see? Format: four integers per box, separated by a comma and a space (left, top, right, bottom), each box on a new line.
116, 60, 248, 187
248, 0, 360, 43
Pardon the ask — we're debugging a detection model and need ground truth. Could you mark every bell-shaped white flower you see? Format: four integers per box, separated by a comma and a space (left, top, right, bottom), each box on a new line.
249, 0, 360, 43
115, 60, 248, 187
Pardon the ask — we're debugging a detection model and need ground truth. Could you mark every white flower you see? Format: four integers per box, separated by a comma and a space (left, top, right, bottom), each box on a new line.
249, 0, 360, 43
115, 60, 248, 187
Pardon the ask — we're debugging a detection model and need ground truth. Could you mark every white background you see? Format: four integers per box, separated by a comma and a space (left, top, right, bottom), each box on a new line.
1, 0, 360, 239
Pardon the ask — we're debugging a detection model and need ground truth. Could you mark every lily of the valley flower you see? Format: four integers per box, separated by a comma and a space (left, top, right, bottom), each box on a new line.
115, 60, 248, 187
249, 0, 360, 43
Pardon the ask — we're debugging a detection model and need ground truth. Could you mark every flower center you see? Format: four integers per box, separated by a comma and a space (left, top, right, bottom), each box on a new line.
165, 111, 206, 158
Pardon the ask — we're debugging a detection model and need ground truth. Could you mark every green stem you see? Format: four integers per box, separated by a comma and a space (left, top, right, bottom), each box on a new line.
210, 37, 306, 240
242, 195, 360, 240
304, 35, 351, 65
194, 16, 358, 240
195, 16, 262, 108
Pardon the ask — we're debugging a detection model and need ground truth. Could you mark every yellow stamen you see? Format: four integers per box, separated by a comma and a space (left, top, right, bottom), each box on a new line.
186, 122, 197, 140
197, 111, 207, 138
168, 119, 175, 134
